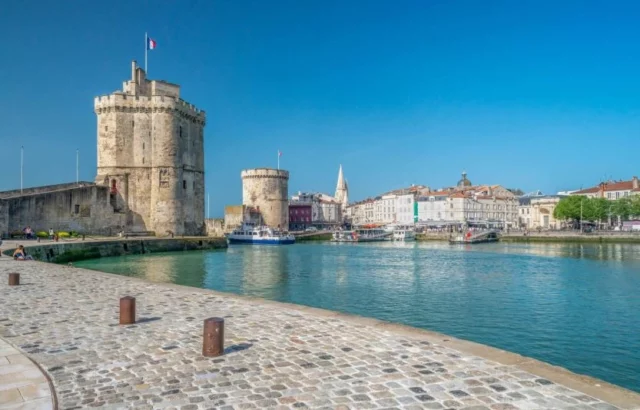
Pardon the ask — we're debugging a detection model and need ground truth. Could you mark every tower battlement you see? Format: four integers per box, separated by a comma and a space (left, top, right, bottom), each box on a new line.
94, 94, 206, 121
241, 168, 289, 180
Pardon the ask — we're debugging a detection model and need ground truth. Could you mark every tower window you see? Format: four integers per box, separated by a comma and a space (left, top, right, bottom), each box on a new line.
105, 126, 108, 132
179, 126, 183, 138
142, 143, 145, 150
132, 120, 134, 127
183, 180, 187, 189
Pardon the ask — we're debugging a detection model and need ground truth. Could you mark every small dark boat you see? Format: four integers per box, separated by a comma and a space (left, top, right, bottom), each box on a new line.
449, 230, 500, 244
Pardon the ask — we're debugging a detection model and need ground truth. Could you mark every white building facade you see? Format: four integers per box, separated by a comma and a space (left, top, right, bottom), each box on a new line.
395, 193, 417, 224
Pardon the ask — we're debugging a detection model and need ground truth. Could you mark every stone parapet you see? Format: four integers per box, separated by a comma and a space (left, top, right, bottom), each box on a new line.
241, 168, 289, 180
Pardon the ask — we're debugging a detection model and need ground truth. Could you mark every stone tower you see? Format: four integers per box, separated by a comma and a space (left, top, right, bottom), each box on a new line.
334, 164, 349, 210
241, 168, 289, 229
94, 61, 206, 236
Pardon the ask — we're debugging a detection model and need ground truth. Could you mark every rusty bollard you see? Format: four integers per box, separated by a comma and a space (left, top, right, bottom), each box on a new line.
8, 273, 19, 286
119, 296, 136, 325
203, 317, 224, 357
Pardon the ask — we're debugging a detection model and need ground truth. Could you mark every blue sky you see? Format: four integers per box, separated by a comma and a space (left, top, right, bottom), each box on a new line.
1, 0, 640, 216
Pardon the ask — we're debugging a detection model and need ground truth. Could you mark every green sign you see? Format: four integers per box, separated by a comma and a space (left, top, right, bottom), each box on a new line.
413, 200, 418, 222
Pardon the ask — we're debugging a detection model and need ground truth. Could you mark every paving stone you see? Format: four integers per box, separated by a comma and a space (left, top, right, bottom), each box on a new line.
0, 261, 631, 409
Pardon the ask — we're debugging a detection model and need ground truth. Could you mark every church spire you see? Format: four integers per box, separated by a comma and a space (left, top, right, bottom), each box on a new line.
335, 164, 348, 209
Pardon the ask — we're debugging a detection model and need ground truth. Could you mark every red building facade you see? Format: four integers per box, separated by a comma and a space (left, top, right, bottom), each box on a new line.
289, 203, 312, 231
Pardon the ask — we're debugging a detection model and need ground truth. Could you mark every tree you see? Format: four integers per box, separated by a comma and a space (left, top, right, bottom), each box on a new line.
553, 196, 583, 221
586, 197, 609, 222
611, 197, 631, 220
630, 196, 640, 218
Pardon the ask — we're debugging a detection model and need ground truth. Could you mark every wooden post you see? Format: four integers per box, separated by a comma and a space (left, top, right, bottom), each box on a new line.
119, 296, 136, 325
203, 317, 224, 357
8, 273, 19, 286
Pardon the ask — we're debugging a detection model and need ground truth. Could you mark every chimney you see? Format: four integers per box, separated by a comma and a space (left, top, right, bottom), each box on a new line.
599, 182, 606, 198
131, 60, 137, 82
633, 176, 639, 189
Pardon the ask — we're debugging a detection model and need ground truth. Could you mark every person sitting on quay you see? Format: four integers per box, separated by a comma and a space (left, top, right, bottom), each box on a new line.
13, 245, 33, 261
23, 226, 34, 240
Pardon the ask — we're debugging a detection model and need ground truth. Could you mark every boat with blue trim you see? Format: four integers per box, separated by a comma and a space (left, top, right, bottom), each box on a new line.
227, 223, 295, 245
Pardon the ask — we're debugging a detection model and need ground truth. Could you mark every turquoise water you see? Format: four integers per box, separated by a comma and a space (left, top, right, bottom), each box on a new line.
75, 241, 640, 392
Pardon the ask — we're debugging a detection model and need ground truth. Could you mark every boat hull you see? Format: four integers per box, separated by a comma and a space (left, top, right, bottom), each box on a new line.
449, 237, 499, 244
228, 237, 295, 245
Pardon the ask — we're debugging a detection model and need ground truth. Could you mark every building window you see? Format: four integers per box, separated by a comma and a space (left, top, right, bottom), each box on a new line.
183, 180, 187, 189
74, 204, 80, 214
616, 192, 620, 199
607, 192, 612, 199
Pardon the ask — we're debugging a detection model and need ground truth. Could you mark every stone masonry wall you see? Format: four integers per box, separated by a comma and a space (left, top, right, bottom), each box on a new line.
0, 200, 8, 238
205, 218, 225, 237
241, 169, 289, 229
1, 185, 124, 236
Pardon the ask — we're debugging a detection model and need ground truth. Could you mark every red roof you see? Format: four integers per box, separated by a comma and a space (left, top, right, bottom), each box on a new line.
573, 179, 638, 194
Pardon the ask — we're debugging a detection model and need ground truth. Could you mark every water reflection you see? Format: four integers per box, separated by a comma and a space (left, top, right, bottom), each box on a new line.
477, 242, 640, 263
75, 242, 640, 393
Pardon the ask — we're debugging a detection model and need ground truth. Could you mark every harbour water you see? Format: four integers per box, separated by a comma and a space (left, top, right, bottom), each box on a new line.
75, 241, 640, 393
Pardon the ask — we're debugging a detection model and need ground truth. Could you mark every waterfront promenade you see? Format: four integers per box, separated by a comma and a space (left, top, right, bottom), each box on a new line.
1, 258, 640, 409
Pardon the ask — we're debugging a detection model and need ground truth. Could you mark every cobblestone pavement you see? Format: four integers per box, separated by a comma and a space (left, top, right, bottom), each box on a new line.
0, 260, 633, 409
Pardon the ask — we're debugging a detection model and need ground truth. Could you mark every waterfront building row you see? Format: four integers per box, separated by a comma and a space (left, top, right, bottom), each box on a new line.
346, 172, 519, 229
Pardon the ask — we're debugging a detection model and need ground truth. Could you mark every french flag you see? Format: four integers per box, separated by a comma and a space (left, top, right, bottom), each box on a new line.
147, 37, 157, 50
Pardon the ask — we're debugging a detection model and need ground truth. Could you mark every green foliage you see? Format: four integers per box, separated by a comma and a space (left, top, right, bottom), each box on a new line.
554, 195, 640, 223
36, 231, 49, 238
553, 196, 584, 221
57, 231, 71, 238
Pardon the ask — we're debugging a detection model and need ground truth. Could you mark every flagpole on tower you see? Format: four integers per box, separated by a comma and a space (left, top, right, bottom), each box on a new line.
20, 146, 24, 194
144, 32, 148, 73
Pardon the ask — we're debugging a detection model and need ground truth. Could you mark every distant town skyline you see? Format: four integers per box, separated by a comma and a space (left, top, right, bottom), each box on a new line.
2, 1, 640, 217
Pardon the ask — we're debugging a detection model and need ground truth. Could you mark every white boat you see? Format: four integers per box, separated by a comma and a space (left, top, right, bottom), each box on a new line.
227, 223, 295, 245
392, 229, 416, 241
332, 228, 391, 243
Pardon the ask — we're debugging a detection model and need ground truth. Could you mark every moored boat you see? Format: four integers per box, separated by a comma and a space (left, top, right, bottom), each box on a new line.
392, 228, 416, 241
449, 230, 500, 244
227, 223, 295, 245
332, 228, 391, 243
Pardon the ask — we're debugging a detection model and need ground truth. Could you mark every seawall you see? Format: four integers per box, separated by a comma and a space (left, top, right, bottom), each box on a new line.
501, 233, 640, 244
1, 237, 227, 263
416, 232, 640, 244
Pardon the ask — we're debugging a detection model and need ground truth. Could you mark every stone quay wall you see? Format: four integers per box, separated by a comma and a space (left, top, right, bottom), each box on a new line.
1, 237, 227, 263
241, 168, 289, 229
416, 231, 640, 243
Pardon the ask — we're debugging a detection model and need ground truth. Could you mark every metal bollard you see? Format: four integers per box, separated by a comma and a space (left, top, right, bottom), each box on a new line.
119, 296, 136, 325
202, 317, 224, 357
8, 273, 19, 286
